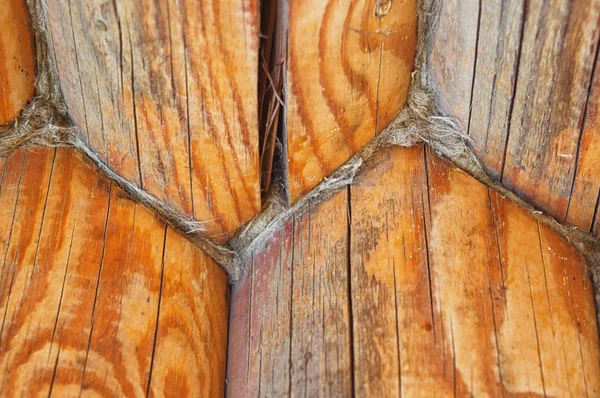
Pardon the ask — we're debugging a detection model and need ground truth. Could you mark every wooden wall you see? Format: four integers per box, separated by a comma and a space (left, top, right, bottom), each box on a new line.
45, 0, 261, 242
0, 148, 229, 396
431, 0, 600, 236
285, 0, 418, 202
227, 146, 600, 397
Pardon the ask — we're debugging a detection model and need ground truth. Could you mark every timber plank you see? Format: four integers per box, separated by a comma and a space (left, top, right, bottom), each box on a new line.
0, 148, 229, 396
489, 190, 600, 396
0, 0, 35, 124
286, 0, 417, 202
79, 194, 166, 396
228, 146, 600, 396
349, 146, 440, 396
290, 192, 353, 397
45, 0, 261, 241
427, 151, 600, 397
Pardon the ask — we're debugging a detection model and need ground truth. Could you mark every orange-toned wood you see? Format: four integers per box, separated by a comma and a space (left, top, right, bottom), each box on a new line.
349, 146, 432, 396
286, 0, 417, 202
0, 148, 229, 396
148, 228, 229, 397
426, 150, 599, 396
228, 146, 600, 396
431, 0, 600, 234
566, 58, 600, 234
45, 0, 260, 241
503, 0, 600, 222
0, 0, 35, 124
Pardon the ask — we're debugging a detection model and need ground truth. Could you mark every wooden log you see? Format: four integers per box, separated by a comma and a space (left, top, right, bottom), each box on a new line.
431, 0, 600, 236
285, 0, 417, 202
0, 147, 229, 396
566, 56, 600, 233
226, 224, 294, 397
45, 0, 261, 241
0, 0, 35, 124
227, 191, 353, 396
503, 0, 600, 222
227, 145, 600, 396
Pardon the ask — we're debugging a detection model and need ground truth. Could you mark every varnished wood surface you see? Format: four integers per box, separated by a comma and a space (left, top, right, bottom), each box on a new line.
45, 0, 261, 242
0, 147, 229, 396
227, 146, 600, 397
0, 0, 35, 124
285, 0, 417, 202
431, 0, 600, 237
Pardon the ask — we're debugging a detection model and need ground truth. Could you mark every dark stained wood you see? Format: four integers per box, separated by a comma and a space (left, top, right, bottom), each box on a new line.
227, 146, 600, 396
45, 0, 261, 241
468, 0, 524, 179
227, 191, 353, 397
429, 0, 479, 126
226, 224, 294, 397
286, 0, 418, 202
0, 147, 229, 396
0, 0, 35, 124
503, 0, 600, 222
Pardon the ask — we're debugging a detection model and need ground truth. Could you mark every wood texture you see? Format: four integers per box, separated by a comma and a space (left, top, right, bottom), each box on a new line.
567, 55, 600, 234
0, 0, 35, 124
431, 0, 600, 236
227, 191, 353, 397
0, 147, 229, 396
227, 145, 600, 396
286, 0, 417, 202
45, 0, 261, 241
430, 0, 479, 125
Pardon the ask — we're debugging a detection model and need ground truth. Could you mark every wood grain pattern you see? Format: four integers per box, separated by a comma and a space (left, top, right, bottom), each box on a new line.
503, 0, 600, 222
148, 228, 229, 397
429, 0, 479, 126
227, 191, 353, 397
467, 0, 524, 179
431, 0, 600, 236
0, 147, 229, 396
227, 146, 600, 397
286, 0, 417, 202
45, 0, 261, 241
566, 51, 600, 233
0, 0, 35, 124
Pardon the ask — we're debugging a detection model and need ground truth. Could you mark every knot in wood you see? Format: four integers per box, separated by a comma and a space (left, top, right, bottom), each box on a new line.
375, 0, 392, 17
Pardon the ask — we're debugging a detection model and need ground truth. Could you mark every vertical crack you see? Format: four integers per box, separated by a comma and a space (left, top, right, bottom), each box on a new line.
258, 0, 288, 199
